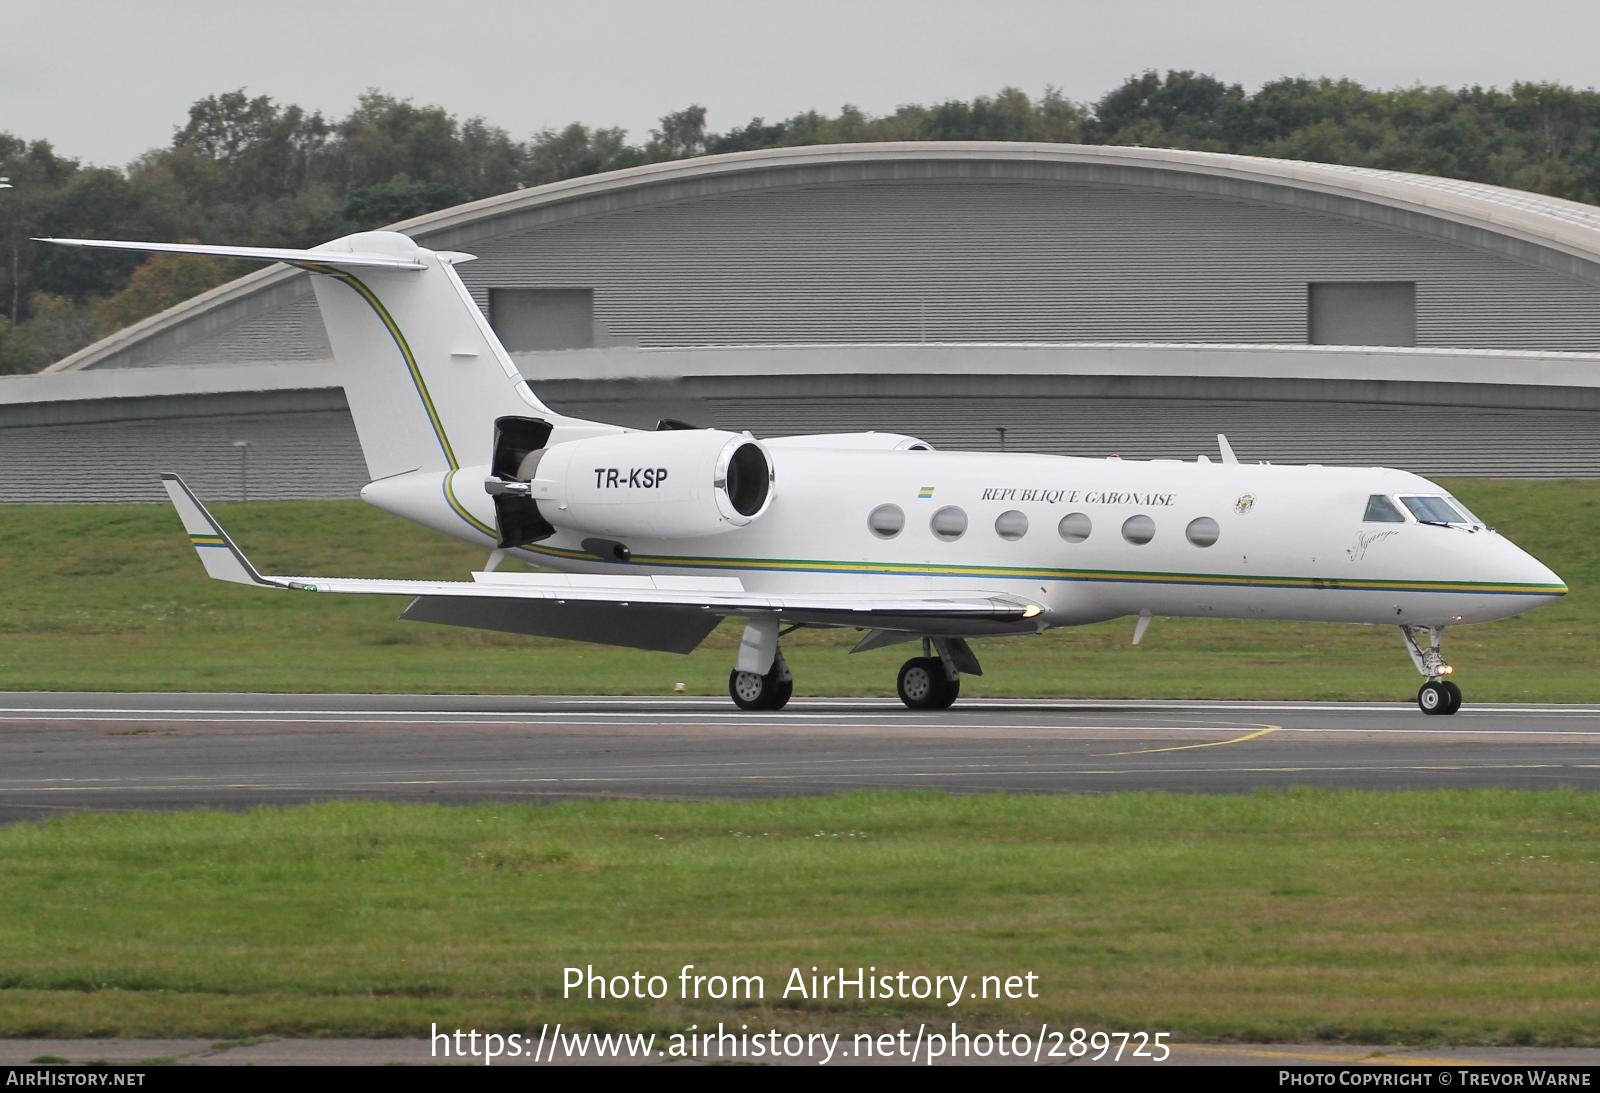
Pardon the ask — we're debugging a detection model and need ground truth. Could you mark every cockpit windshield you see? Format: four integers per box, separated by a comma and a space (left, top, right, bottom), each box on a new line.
1400, 495, 1470, 525
1445, 495, 1483, 525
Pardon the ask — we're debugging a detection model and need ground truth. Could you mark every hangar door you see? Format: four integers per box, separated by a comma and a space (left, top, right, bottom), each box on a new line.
1308, 282, 1416, 347
489, 288, 596, 351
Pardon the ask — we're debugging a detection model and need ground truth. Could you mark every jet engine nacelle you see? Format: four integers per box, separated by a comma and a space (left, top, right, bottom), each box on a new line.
526, 429, 774, 539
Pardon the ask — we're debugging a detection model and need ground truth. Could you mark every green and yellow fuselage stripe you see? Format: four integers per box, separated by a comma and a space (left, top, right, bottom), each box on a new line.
522, 543, 1567, 597
441, 470, 494, 539
299, 262, 496, 540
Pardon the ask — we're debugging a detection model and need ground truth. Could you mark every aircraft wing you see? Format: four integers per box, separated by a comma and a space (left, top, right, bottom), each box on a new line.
162, 475, 1042, 653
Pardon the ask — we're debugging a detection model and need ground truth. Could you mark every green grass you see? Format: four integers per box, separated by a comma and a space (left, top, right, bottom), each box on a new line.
0, 479, 1593, 700
0, 792, 1595, 1043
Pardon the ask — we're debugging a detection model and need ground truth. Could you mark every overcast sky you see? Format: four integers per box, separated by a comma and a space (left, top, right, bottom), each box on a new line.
5, 0, 1600, 168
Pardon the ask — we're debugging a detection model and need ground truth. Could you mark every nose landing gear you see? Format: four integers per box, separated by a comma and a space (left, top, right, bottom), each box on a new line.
1417, 678, 1462, 715
1402, 625, 1462, 715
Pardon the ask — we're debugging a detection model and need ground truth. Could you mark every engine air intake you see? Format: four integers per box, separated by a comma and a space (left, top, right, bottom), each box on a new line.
722, 441, 771, 518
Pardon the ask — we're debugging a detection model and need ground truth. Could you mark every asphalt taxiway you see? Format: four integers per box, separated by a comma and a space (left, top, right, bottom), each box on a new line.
2, 692, 1597, 819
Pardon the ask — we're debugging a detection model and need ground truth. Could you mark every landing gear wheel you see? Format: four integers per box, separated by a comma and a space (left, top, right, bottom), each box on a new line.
1418, 680, 1454, 715
897, 656, 960, 710
1402, 626, 1460, 714
729, 667, 792, 711
1441, 680, 1462, 715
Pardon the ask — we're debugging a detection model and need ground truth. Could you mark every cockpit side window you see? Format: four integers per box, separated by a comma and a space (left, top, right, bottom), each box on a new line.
1400, 495, 1468, 524
1364, 495, 1405, 523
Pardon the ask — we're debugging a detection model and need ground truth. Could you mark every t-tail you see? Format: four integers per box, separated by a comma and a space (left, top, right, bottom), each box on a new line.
42, 232, 622, 543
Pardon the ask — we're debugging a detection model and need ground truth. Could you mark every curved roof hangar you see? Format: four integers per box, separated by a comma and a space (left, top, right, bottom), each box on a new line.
47, 141, 1600, 374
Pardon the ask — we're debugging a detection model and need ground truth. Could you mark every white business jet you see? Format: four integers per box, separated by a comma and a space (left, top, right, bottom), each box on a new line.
48, 232, 1568, 715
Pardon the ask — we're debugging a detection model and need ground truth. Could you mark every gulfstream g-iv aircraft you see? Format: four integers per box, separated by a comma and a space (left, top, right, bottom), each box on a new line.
49, 232, 1569, 715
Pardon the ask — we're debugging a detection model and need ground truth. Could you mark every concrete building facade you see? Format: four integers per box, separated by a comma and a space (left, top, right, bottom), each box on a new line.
5, 142, 1600, 502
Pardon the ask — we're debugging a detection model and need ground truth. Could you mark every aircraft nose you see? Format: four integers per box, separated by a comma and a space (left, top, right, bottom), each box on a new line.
1452, 539, 1565, 624
1507, 549, 1566, 600
1531, 562, 1567, 599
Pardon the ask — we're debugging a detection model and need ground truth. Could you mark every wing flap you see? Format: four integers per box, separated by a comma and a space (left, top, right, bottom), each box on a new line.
402, 596, 721, 654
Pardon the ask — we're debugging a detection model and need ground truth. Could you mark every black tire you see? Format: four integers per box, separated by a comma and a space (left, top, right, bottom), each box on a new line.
768, 676, 794, 711
728, 667, 792, 711
1417, 680, 1448, 715
1441, 680, 1462, 715
897, 656, 959, 710
938, 674, 961, 709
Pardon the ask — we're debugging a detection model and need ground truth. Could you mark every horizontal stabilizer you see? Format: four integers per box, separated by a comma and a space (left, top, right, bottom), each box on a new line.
38, 237, 428, 271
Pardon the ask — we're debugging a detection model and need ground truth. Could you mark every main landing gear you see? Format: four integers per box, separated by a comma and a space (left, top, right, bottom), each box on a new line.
728, 618, 795, 710
728, 648, 793, 711
895, 637, 980, 710
1401, 625, 1462, 715
726, 623, 981, 712
897, 652, 960, 710
896, 657, 959, 710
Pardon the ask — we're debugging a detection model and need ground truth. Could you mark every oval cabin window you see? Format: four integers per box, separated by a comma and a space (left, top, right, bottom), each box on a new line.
868, 504, 905, 539
1058, 512, 1092, 543
1121, 514, 1156, 545
1185, 516, 1220, 547
995, 510, 1029, 541
931, 506, 968, 541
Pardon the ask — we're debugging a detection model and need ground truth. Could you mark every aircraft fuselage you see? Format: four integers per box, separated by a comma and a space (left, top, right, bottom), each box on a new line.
402, 446, 1565, 633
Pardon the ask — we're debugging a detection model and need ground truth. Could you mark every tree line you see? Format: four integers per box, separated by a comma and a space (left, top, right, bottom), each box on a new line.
3, 72, 1598, 373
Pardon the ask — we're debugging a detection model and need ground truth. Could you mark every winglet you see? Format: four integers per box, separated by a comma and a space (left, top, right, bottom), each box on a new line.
159, 473, 280, 588
1217, 433, 1239, 464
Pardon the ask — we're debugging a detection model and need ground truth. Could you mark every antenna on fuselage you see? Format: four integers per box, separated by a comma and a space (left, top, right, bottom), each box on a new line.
1216, 434, 1239, 464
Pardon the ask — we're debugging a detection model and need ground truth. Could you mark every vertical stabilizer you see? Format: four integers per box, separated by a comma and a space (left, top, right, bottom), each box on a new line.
304, 232, 552, 480
42, 232, 580, 482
